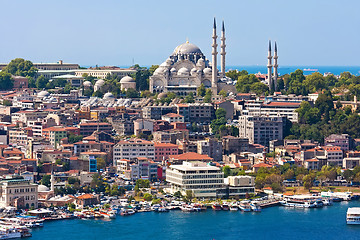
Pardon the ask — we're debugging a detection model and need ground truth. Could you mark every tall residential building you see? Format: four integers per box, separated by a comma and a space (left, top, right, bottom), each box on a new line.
113, 139, 155, 166
324, 134, 351, 151
197, 138, 223, 162
238, 116, 285, 147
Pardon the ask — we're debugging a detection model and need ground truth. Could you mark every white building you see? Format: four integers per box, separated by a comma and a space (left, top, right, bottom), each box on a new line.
243, 101, 300, 123
113, 139, 155, 166
166, 161, 224, 198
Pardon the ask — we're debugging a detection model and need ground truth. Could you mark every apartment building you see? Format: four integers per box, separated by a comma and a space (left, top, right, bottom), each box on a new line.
142, 106, 177, 120
197, 138, 223, 162
154, 142, 179, 162
242, 101, 300, 123
176, 103, 214, 123
79, 122, 112, 136
113, 139, 155, 166
238, 115, 285, 147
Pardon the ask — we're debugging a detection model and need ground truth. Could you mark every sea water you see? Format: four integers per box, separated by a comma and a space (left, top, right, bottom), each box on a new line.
30, 201, 360, 240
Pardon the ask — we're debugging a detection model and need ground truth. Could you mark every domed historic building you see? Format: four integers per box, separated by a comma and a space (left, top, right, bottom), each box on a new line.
120, 76, 136, 91
149, 19, 227, 96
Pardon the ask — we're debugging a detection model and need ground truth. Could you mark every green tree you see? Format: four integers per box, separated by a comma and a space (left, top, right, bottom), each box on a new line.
41, 175, 51, 187
223, 165, 231, 178
219, 89, 227, 98
197, 83, 206, 97
225, 69, 248, 81
143, 193, 153, 201
204, 89, 212, 103
2, 58, 37, 77
36, 75, 49, 89
184, 92, 195, 103
215, 108, 226, 119
0, 72, 13, 90
96, 158, 106, 171
126, 88, 139, 98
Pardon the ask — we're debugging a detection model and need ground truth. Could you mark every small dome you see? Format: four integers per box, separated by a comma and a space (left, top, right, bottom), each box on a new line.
95, 79, 105, 86
203, 68, 212, 74
170, 68, 177, 73
83, 81, 92, 87
154, 67, 164, 75
178, 67, 190, 75
38, 185, 50, 192
38, 90, 50, 98
103, 92, 115, 100
197, 58, 205, 64
120, 76, 135, 83
160, 61, 169, 67
157, 92, 168, 99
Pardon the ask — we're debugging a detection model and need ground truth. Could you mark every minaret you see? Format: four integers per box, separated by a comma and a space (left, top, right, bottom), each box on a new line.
273, 41, 278, 91
267, 40, 273, 91
220, 20, 226, 78
50, 168, 55, 192
211, 17, 218, 96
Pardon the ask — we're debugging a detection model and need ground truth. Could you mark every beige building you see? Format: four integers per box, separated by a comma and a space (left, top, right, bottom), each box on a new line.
113, 138, 155, 166
0, 178, 38, 209
74, 69, 136, 79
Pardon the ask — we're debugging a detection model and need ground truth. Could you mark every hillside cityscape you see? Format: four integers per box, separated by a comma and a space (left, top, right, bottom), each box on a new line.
0, 8, 360, 239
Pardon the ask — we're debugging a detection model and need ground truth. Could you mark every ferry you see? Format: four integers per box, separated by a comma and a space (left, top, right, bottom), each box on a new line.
346, 207, 360, 224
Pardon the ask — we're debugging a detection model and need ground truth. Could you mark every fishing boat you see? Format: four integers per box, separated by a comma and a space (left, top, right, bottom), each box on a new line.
347, 207, 360, 224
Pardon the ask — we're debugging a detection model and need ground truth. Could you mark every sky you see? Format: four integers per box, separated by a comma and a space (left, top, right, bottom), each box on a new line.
1, 0, 360, 67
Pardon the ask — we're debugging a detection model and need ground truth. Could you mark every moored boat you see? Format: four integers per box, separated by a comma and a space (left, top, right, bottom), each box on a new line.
347, 207, 360, 224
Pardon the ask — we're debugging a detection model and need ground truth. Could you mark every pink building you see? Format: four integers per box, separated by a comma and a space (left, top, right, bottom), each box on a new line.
154, 142, 179, 162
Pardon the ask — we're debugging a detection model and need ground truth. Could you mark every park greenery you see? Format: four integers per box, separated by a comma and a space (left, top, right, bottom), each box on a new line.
222, 164, 360, 193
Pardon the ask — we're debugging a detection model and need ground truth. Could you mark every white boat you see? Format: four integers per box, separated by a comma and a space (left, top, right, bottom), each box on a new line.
250, 203, 261, 212
239, 201, 252, 212
229, 204, 239, 211
321, 191, 352, 201
347, 207, 360, 224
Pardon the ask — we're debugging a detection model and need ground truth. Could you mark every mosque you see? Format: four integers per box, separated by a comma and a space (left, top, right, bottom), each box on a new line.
149, 18, 226, 96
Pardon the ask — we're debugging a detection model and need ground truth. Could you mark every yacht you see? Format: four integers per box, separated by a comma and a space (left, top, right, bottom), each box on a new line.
346, 207, 360, 224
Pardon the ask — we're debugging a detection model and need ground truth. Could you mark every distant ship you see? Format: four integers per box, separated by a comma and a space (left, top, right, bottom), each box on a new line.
303, 68, 318, 71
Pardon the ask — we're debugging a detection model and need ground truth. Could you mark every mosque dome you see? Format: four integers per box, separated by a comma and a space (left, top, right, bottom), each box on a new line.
154, 67, 165, 75
178, 67, 190, 76
103, 92, 115, 100
172, 41, 203, 55
203, 68, 212, 74
157, 92, 168, 99
120, 76, 135, 83
170, 68, 177, 73
95, 79, 105, 86
38, 90, 50, 98
83, 81, 92, 87
38, 185, 50, 192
